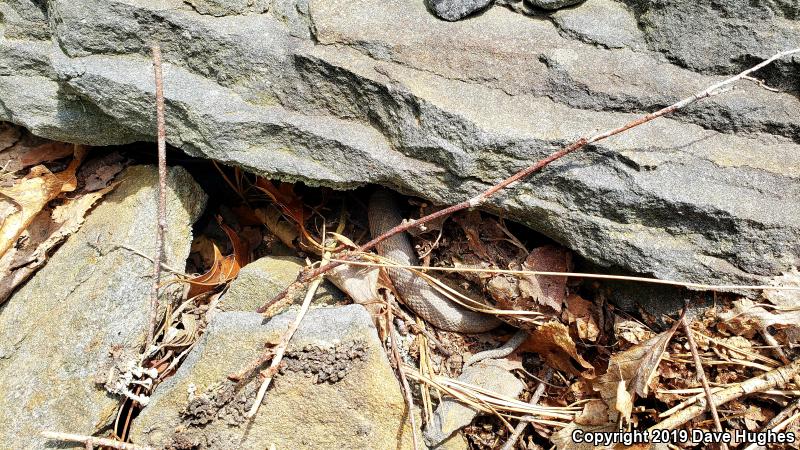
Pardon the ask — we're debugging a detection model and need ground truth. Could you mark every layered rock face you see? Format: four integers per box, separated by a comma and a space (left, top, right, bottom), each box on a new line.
1, 0, 798, 287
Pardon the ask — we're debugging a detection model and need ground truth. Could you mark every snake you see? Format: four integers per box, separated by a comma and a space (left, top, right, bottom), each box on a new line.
368, 189, 501, 333
368, 189, 529, 367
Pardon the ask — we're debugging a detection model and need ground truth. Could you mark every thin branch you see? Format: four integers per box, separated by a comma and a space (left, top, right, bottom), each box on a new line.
42, 431, 152, 450
257, 47, 800, 314
742, 398, 800, 450
329, 258, 800, 292
146, 43, 168, 350
246, 221, 343, 418
682, 309, 727, 450
500, 368, 553, 450
245, 254, 328, 418
651, 357, 800, 431
388, 302, 420, 450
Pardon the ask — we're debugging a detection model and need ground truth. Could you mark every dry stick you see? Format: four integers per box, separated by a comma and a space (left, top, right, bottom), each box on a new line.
682, 310, 728, 450
146, 43, 168, 350
330, 259, 800, 292
257, 47, 800, 315
500, 368, 553, 450
651, 357, 800, 431
42, 431, 152, 450
245, 242, 334, 418
388, 304, 420, 450
742, 398, 800, 450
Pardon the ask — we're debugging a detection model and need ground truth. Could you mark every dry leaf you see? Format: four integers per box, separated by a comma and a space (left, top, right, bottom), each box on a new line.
0, 139, 73, 173
453, 210, 491, 259
614, 316, 655, 346
522, 320, 594, 376
255, 204, 299, 249
0, 150, 83, 258
0, 182, 118, 304
615, 379, 633, 423
594, 316, 682, 423
0, 122, 21, 151
718, 298, 800, 344
186, 218, 250, 298
254, 178, 314, 245
519, 245, 572, 314
575, 399, 610, 426
565, 293, 600, 342
78, 152, 126, 191
763, 268, 800, 308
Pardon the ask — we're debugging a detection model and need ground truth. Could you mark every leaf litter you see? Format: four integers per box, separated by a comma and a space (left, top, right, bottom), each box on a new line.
5, 122, 800, 449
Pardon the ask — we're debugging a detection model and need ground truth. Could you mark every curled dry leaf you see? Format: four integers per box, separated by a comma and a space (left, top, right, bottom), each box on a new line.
186, 219, 250, 298
521, 320, 594, 377
326, 263, 390, 338
255, 204, 300, 249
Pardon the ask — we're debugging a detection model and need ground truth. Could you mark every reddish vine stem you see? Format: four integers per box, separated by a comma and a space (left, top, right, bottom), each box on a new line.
146, 44, 168, 349
257, 47, 800, 315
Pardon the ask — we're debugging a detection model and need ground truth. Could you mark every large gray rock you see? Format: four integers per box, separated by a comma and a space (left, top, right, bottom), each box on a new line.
0, 166, 206, 449
130, 306, 417, 448
529, 0, 586, 10
1, 0, 798, 293
426, 0, 494, 21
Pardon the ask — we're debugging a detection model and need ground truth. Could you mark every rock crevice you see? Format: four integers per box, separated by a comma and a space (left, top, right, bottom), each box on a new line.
1, 0, 798, 287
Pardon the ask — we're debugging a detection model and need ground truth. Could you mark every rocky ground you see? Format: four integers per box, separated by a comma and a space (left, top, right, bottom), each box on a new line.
0, 0, 799, 449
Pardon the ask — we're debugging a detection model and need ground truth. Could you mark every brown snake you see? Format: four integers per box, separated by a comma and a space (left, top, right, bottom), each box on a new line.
368, 189, 528, 366
368, 189, 502, 333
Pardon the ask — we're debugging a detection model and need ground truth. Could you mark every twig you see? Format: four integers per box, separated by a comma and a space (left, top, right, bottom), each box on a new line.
328, 258, 800, 292
245, 254, 328, 418
257, 47, 800, 314
742, 398, 800, 450
41, 431, 152, 450
500, 368, 553, 450
651, 357, 800, 431
245, 221, 342, 418
682, 308, 727, 450
146, 43, 168, 350
387, 302, 420, 450
117, 243, 186, 275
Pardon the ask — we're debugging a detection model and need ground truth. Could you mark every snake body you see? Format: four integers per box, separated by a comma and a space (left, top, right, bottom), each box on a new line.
368, 189, 501, 333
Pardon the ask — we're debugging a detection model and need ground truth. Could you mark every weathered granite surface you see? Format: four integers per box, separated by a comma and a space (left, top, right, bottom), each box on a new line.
0, 166, 206, 449
1, 0, 798, 289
